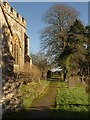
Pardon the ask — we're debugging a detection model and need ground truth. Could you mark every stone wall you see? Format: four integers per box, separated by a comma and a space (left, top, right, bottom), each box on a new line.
1, 24, 23, 115
0, 1, 32, 115
2, 78, 22, 114
3, 2, 26, 68
0, 1, 31, 70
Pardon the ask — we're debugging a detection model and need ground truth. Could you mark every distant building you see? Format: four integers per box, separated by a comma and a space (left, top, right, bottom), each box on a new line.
0, 1, 32, 72
47, 67, 62, 79
50, 67, 62, 73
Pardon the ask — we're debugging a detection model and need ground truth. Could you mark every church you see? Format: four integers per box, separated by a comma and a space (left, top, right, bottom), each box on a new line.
0, 1, 32, 72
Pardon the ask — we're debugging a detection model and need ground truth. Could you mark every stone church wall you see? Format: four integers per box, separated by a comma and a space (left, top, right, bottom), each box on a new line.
0, 1, 31, 71
0, 1, 31, 115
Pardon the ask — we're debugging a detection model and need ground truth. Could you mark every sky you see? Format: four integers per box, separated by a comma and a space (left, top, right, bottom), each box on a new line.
3, 0, 90, 2
8, 2, 88, 54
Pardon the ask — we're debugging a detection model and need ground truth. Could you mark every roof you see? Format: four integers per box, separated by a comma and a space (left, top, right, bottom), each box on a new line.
50, 67, 62, 72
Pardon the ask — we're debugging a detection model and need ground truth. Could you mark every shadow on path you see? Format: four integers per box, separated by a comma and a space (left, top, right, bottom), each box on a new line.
2, 81, 90, 120
2, 82, 58, 120
2, 107, 90, 120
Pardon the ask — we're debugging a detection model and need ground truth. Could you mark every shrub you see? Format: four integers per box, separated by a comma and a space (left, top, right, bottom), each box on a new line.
18, 64, 42, 83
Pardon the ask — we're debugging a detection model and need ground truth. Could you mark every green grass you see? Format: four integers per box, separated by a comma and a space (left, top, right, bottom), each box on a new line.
55, 82, 90, 118
20, 80, 49, 109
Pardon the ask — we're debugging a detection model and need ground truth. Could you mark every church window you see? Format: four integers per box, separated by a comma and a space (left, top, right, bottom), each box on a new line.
14, 43, 18, 65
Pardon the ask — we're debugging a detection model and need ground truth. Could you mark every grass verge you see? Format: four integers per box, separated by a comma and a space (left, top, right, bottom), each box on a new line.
20, 80, 50, 110
55, 82, 90, 118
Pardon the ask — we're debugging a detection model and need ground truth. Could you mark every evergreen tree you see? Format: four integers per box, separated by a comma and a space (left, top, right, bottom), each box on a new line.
85, 25, 90, 77
59, 19, 86, 81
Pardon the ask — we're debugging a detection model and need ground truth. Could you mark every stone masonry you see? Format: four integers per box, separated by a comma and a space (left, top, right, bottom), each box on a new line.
0, 0, 32, 115
0, 1, 32, 72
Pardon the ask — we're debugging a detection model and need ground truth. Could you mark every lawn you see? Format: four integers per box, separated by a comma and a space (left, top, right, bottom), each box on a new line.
55, 82, 90, 118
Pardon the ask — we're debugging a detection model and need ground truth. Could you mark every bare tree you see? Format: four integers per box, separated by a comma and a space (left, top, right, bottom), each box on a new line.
40, 4, 79, 65
31, 52, 51, 80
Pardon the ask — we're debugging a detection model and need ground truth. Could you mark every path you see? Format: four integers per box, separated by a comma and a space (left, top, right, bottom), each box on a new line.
31, 81, 58, 109
2, 81, 58, 120
28, 81, 58, 119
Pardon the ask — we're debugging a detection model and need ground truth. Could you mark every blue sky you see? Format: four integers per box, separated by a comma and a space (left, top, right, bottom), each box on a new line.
9, 2, 88, 54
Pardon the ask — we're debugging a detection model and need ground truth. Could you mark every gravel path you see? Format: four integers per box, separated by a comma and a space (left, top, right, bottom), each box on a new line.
2, 81, 58, 120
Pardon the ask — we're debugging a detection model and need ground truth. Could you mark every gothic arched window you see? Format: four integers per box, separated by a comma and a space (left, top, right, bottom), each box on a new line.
16, 45, 18, 64
14, 43, 18, 65
12, 34, 20, 65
